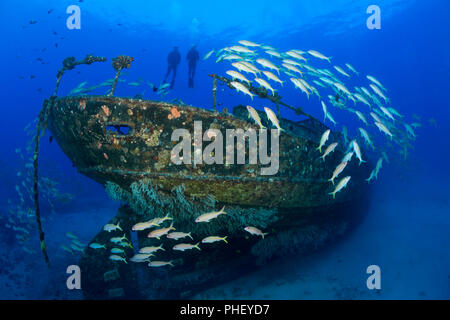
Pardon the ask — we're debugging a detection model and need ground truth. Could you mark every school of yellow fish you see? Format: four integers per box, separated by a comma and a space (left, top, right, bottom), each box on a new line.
87, 206, 267, 267
205, 40, 420, 199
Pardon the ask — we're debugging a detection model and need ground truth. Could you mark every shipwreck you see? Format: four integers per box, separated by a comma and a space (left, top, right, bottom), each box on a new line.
33, 55, 371, 299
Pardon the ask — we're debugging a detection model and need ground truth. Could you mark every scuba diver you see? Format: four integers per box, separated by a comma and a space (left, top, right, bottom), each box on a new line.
187, 45, 200, 88
163, 46, 181, 89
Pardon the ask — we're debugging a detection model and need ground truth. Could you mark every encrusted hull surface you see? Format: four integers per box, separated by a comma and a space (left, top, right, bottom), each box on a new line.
47, 96, 369, 208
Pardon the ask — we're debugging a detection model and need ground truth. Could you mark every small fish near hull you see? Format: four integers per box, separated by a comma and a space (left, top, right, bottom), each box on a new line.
47, 95, 371, 299
47, 96, 369, 209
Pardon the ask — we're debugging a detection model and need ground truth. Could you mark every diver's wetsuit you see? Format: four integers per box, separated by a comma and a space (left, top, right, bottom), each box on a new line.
187, 47, 200, 88
163, 47, 181, 89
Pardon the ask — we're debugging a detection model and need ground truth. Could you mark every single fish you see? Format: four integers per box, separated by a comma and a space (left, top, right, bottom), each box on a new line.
282, 63, 303, 76
110, 234, 128, 243
254, 78, 276, 95
375, 121, 393, 140
103, 222, 122, 232
256, 58, 280, 74
223, 54, 244, 61
148, 223, 175, 239
229, 45, 254, 54
173, 242, 201, 251
321, 142, 338, 161
230, 81, 255, 100
149, 214, 173, 226
130, 253, 153, 262
367, 75, 387, 91
167, 232, 193, 240
282, 59, 302, 67
317, 129, 330, 152
342, 126, 349, 145
132, 220, 158, 231
355, 111, 368, 126
321, 101, 328, 121
354, 93, 371, 107
203, 50, 215, 60
290, 78, 310, 98
329, 176, 351, 199
109, 255, 127, 263
265, 50, 282, 58
334, 66, 350, 77
370, 112, 382, 123
238, 40, 260, 47
307, 50, 332, 63
264, 107, 284, 134
285, 50, 307, 61
226, 70, 251, 85
202, 236, 228, 244
111, 248, 125, 254
117, 241, 133, 248
404, 123, 416, 138
130, 255, 153, 263
341, 151, 354, 163
358, 128, 374, 149
89, 243, 106, 250
326, 111, 337, 126
333, 82, 352, 97
148, 260, 174, 267
247, 106, 265, 129
351, 140, 366, 165
139, 244, 165, 254
239, 61, 261, 74
370, 84, 388, 102
232, 62, 258, 76
345, 63, 359, 75
66, 232, 78, 239
329, 161, 348, 185
244, 226, 268, 239
380, 106, 395, 122
195, 206, 227, 223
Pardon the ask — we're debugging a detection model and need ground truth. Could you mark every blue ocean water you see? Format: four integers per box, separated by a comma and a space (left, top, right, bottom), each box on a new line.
0, 0, 449, 299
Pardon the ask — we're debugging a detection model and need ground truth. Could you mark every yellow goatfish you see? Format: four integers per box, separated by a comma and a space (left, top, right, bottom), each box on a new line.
173, 243, 201, 251
226, 70, 251, 85
329, 161, 348, 185
256, 58, 280, 75
167, 232, 193, 240
195, 206, 227, 223
130, 253, 153, 262
321, 142, 338, 161
202, 236, 228, 244
375, 121, 393, 140
139, 244, 165, 254
254, 78, 276, 96
262, 71, 284, 86
148, 261, 174, 267
247, 106, 265, 129
264, 107, 284, 134
317, 129, 330, 152
147, 223, 175, 239
244, 226, 268, 239
329, 176, 351, 199
103, 222, 122, 232
307, 50, 332, 63
230, 81, 255, 100
132, 220, 158, 232
109, 255, 127, 264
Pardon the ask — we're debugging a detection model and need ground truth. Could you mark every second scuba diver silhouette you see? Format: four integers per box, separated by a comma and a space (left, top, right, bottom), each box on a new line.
187, 45, 200, 88
163, 46, 181, 89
